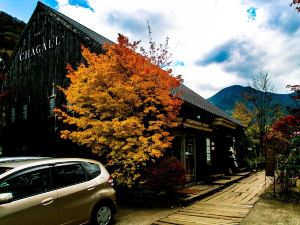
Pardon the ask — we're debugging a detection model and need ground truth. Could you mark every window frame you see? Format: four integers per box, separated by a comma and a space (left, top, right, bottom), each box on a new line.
206, 138, 212, 165
81, 161, 101, 180
0, 165, 52, 201
51, 162, 88, 190
0, 161, 94, 202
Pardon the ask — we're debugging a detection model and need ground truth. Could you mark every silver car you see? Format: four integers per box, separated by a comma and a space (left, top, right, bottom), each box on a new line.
0, 157, 116, 225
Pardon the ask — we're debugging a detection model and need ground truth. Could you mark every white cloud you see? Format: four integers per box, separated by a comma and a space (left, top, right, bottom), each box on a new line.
173, 63, 247, 98
55, 0, 300, 98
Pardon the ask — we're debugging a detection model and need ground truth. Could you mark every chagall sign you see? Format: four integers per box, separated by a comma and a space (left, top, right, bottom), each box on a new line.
19, 36, 61, 61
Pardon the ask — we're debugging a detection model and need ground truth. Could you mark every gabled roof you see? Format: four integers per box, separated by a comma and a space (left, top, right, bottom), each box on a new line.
38, 1, 114, 47
172, 84, 243, 126
6, 1, 113, 70
8, 1, 241, 127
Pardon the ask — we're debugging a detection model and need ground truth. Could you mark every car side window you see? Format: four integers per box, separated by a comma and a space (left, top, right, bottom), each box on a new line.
0, 167, 51, 201
52, 163, 87, 189
82, 162, 101, 180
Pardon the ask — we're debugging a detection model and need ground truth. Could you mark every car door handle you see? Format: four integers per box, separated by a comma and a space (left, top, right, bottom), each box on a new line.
42, 198, 53, 206
87, 184, 95, 191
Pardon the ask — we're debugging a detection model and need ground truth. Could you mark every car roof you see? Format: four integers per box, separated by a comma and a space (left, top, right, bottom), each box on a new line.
0, 157, 102, 176
0, 157, 50, 163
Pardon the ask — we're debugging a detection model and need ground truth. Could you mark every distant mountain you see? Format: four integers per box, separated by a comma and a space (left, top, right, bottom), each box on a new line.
207, 85, 297, 116
0, 11, 26, 66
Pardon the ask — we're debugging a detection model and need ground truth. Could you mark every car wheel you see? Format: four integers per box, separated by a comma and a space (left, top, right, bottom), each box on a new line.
93, 204, 113, 225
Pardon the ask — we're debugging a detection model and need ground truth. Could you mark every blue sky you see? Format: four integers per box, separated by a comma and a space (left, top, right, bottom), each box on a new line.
1, 0, 300, 98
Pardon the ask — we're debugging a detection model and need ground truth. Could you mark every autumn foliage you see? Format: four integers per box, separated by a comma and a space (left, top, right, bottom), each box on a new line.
267, 85, 300, 154
287, 84, 300, 99
272, 115, 300, 139
232, 102, 259, 147
140, 156, 186, 192
291, 0, 300, 12
270, 85, 300, 143
56, 34, 182, 186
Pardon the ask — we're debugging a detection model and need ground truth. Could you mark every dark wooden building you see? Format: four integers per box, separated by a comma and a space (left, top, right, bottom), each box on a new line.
1, 1, 112, 157
171, 85, 244, 182
1, 1, 244, 184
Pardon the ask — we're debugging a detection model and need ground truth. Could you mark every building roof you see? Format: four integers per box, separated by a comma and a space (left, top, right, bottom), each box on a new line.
6, 1, 113, 69
172, 84, 243, 126
8, 1, 242, 127
40, 2, 241, 127
38, 1, 114, 47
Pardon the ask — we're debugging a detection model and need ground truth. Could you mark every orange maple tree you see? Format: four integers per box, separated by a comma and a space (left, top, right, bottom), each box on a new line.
56, 34, 182, 186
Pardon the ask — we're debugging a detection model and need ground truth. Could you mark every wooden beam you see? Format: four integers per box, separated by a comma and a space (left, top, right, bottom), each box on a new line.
212, 118, 237, 130
182, 119, 213, 132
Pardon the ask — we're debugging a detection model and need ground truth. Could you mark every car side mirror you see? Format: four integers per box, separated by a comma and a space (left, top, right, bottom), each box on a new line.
0, 193, 13, 204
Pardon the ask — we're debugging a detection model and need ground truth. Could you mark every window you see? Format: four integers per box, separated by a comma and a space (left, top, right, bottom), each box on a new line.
82, 162, 101, 180
49, 83, 56, 116
0, 167, 51, 201
211, 141, 215, 150
49, 96, 55, 116
206, 138, 211, 164
52, 163, 86, 189
172, 136, 182, 161
11, 107, 16, 123
23, 104, 28, 120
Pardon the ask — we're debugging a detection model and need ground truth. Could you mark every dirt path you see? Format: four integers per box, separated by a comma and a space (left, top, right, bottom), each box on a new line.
153, 171, 269, 225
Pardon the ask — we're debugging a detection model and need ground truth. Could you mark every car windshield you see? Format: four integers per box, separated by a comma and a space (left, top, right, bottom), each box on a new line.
0, 167, 12, 175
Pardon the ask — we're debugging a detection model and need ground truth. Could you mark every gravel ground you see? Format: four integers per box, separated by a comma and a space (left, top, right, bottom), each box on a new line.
113, 203, 179, 225
241, 198, 300, 225
113, 197, 300, 225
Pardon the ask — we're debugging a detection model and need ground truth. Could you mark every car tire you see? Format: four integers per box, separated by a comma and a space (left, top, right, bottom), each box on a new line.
92, 203, 113, 225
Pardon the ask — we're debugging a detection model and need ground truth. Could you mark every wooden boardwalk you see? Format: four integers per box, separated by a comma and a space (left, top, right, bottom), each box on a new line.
154, 171, 271, 225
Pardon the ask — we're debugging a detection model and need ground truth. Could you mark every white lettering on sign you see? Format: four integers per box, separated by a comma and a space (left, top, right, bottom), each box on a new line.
19, 36, 61, 61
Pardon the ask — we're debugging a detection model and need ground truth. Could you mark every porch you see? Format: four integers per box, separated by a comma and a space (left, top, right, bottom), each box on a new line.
171, 117, 244, 185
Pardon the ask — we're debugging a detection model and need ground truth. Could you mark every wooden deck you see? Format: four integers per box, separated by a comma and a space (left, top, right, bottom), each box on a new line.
154, 171, 271, 225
